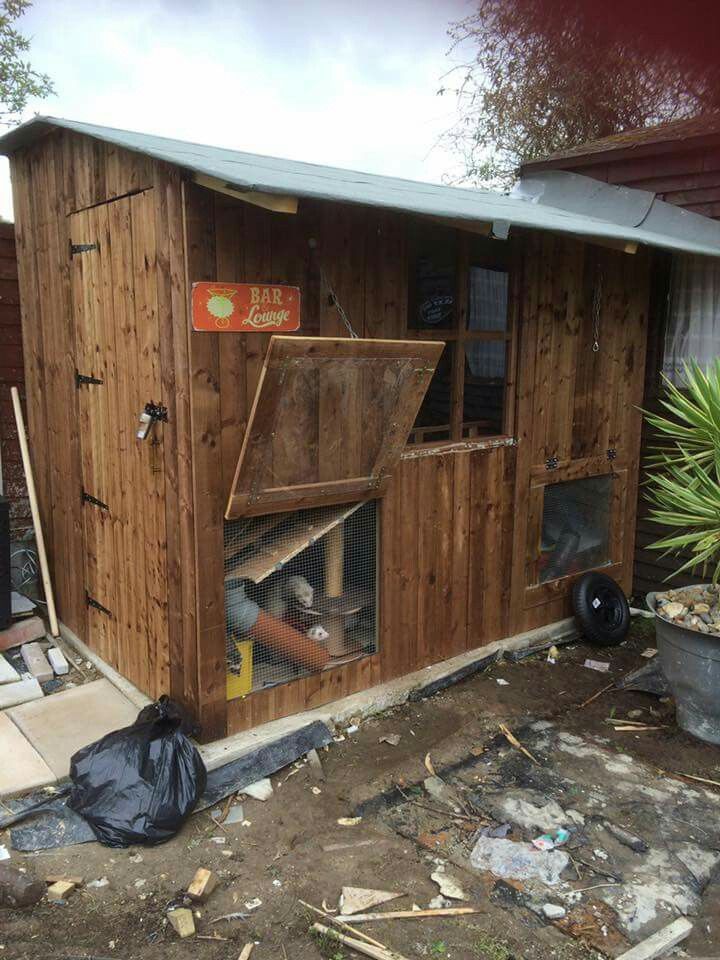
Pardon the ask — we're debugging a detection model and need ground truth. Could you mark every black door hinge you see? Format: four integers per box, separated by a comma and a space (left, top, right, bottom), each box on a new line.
70, 241, 99, 257
545, 456, 559, 470
607, 448, 617, 461
75, 370, 104, 387
81, 489, 109, 511
86, 592, 112, 618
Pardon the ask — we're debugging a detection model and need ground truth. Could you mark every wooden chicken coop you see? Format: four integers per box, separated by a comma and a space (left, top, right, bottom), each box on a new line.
3, 117, 719, 741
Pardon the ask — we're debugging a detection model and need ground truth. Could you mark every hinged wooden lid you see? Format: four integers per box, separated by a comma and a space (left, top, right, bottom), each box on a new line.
225, 336, 443, 518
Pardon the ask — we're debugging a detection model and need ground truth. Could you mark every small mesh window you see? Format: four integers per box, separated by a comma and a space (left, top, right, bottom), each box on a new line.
224, 501, 378, 700
538, 475, 612, 584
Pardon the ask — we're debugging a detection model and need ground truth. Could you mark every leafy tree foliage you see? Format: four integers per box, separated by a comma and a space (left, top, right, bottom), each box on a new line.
0, 1, 52, 124
441, 0, 720, 187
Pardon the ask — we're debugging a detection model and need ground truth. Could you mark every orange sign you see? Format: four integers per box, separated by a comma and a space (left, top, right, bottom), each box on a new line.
192, 282, 301, 332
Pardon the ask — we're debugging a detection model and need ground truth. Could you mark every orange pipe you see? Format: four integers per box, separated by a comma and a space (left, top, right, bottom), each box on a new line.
249, 609, 330, 672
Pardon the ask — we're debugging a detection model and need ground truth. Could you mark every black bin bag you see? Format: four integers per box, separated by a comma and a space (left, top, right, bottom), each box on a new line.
68, 696, 207, 847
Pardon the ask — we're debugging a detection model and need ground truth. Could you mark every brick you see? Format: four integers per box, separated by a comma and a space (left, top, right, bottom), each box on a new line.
47, 647, 69, 676
167, 908, 195, 938
187, 867, 216, 902
0, 616, 44, 652
20, 642, 53, 683
47, 879, 77, 902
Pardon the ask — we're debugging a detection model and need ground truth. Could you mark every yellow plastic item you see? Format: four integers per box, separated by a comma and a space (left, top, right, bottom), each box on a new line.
226, 639, 253, 700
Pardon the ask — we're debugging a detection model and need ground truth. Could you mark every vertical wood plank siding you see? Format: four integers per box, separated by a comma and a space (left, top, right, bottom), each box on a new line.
9, 130, 193, 710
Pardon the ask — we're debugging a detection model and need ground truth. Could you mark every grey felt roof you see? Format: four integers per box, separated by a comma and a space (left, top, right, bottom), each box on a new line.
2, 115, 720, 257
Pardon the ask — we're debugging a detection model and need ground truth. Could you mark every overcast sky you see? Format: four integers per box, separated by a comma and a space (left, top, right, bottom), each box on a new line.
0, 0, 474, 220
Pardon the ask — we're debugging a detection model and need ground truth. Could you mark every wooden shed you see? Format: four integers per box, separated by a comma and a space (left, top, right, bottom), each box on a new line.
2, 117, 719, 742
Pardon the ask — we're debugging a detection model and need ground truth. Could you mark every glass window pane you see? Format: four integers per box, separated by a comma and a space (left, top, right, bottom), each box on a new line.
408, 224, 456, 331
539, 475, 613, 584
463, 341, 505, 435
468, 267, 508, 332
410, 342, 454, 442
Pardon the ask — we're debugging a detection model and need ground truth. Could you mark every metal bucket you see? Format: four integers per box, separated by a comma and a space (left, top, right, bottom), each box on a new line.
647, 589, 720, 745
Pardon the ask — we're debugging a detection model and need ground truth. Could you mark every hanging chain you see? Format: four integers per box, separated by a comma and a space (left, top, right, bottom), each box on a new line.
591, 267, 603, 353
309, 238, 359, 338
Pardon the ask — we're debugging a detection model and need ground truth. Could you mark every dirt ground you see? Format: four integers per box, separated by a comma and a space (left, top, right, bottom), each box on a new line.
2, 617, 720, 960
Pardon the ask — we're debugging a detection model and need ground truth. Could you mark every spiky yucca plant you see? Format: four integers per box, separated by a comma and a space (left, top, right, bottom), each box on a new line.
644, 358, 720, 584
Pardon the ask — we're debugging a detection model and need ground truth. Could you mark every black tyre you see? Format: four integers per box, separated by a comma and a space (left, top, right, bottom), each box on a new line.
572, 572, 630, 647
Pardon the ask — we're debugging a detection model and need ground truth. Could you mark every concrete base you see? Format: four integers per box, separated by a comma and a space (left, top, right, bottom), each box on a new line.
200, 618, 578, 771
0, 712, 55, 797
6, 679, 138, 778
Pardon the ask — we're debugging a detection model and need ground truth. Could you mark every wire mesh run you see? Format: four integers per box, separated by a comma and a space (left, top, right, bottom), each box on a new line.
223, 500, 378, 700
539, 475, 612, 584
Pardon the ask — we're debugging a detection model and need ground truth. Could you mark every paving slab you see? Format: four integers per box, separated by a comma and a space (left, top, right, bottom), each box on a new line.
6, 679, 138, 778
0, 712, 55, 797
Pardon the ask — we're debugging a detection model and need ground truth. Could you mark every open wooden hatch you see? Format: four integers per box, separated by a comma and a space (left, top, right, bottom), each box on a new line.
223, 336, 442, 701
225, 336, 444, 519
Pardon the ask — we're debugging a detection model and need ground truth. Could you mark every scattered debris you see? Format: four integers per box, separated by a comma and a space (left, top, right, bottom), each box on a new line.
187, 867, 217, 902
322, 839, 376, 853
311, 921, 408, 960
167, 907, 196, 939
616, 660, 669, 697
340, 887, 404, 915
542, 903, 566, 920
584, 658, 610, 673
46, 879, 77, 902
242, 778, 273, 802
337, 817, 362, 826
337, 907, 479, 924
424, 753, 437, 776
577, 679, 615, 709
221, 803, 245, 825
496, 678, 509, 686
532, 829, 569, 851
499, 724, 539, 764
45, 874, 83, 885
0, 844, 9, 861
423, 776, 463, 813
0, 863, 45, 907
311, 786, 322, 795
480, 823, 512, 839
210, 911, 250, 924
238, 944, 255, 960
640, 648, 657, 658
469, 837, 569, 884
616, 916, 692, 960
504, 633, 577, 663
547, 644, 559, 662
603, 822, 648, 853
379, 734, 401, 746
306, 748, 325, 780
302, 901, 401, 957
430, 869, 467, 901
244, 898, 262, 911
87, 877, 109, 888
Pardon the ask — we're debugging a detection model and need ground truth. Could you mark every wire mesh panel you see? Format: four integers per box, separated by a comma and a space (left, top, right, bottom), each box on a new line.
224, 500, 378, 700
538, 475, 613, 584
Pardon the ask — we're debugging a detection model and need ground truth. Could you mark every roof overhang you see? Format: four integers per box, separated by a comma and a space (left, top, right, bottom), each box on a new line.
3, 116, 720, 258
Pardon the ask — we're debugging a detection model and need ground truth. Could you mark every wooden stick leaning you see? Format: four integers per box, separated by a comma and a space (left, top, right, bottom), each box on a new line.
311, 922, 409, 960
10, 387, 59, 637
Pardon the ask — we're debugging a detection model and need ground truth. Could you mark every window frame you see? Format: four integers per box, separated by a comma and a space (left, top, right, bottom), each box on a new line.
406, 230, 518, 447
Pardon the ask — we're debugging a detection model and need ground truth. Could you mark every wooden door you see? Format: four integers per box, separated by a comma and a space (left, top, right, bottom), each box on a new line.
70, 191, 169, 697
510, 235, 649, 629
